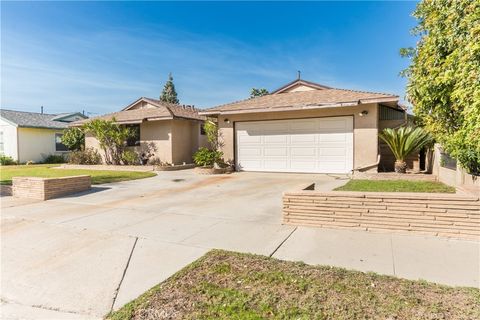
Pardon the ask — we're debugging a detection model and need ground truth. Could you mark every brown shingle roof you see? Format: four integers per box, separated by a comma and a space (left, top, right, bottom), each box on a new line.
200, 88, 399, 115
72, 97, 204, 126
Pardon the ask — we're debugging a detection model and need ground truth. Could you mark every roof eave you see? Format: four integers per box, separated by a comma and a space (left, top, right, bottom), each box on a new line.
200, 96, 399, 116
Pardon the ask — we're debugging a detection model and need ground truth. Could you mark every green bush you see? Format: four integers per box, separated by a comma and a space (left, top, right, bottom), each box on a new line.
193, 147, 223, 167
121, 150, 139, 165
43, 154, 66, 164
68, 148, 102, 165
0, 155, 16, 165
61, 127, 85, 151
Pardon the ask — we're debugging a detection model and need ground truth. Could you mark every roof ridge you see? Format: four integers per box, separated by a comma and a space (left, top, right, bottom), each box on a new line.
328, 87, 398, 97
0, 109, 59, 116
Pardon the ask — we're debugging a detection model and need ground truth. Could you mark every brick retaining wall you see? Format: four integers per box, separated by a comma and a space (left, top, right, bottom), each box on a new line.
283, 184, 479, 240
13, 175, 91, 200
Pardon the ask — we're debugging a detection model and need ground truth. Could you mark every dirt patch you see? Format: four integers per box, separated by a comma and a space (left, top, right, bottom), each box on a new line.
108, 250, 480, 320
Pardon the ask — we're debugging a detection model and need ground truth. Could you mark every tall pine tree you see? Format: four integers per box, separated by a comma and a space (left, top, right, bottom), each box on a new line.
160, 73, 179, 104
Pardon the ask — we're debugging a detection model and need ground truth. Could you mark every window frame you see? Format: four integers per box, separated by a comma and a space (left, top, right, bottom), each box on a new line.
126, 124, 141, 147
55, 133, 69, 152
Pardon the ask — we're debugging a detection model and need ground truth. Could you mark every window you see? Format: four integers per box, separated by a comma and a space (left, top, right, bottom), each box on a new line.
126, 124, 141, 146
55, 133, 68, 152
0, 131, 4, 153
200, 122, 206, 135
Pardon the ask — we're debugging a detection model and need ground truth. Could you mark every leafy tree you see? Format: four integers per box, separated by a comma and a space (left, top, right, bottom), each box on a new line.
61, 127, 85, 151
379, 126, 433, 173
401, 0, 480, 174
250, 88, 269, 98
203, 120, 224, 150
83, 118, 134, 165
160, 73, 179, 104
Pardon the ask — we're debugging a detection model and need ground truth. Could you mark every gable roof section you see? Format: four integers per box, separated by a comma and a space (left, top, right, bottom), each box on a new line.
0, 109, 86, 129
271, 79, 331, 94
200, 86, 400, 116
72, 97, 204, 126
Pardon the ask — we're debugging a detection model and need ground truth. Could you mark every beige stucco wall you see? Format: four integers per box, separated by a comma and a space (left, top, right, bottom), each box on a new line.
217, 103, 379, 170
138, 120, 173, 163
85, 119, 205, 164
17, 127, 66, 163
0, 118, 18, 160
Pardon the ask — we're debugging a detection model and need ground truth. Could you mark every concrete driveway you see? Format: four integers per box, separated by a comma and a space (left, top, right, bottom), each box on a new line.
1, 170, 478, 319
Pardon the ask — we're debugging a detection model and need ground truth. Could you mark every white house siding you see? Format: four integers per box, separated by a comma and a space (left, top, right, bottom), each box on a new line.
0, 118, 18, 160
17, 127, 66, 163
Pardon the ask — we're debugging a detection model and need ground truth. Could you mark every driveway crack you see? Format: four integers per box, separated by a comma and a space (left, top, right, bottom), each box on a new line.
110, 236, 138, 311
269, 226, 297, 258
390, 235, 396, 276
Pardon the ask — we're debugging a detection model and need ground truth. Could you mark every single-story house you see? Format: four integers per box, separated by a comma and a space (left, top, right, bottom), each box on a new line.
74, 97, 207, 164
0, 109, 88, 163
199, 78, 407, 174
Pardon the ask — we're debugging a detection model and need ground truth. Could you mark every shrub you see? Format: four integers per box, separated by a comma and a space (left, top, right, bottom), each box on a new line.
379, 126, 433, 173
68, 148, 102, 165
43, 154, 66, 164
61, 127, 85, 151
0, 155, 16, 165
83, 118, 134, 165
121, 150, 139, 165
193, 147, 223, 167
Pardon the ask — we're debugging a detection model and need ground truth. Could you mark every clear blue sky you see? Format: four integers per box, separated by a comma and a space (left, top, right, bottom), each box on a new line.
1, 1, 418, 115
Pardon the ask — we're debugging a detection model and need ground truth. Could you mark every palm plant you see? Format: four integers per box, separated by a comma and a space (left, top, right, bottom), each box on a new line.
379, 126, 433, 173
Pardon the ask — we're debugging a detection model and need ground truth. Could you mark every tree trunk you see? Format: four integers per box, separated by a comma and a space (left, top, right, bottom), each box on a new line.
394, 160, 407, 173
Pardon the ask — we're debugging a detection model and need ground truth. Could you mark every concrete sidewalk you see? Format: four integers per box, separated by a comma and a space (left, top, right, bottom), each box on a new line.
1, 170, 478, 319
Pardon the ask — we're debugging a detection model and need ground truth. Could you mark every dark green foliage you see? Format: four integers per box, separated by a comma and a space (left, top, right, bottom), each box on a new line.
0, 155, 16, 165
121, 150, 139, 165
160, 73, 179, 104
250, 88, 269, 98
43, 154, 66, 164
193, 147, 223, 167
401, 1, 480, 174
82, 118, 134, 165
61, 127, 85, 151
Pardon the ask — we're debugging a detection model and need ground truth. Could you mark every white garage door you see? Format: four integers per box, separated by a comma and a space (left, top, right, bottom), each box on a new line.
235, 116, 353, 174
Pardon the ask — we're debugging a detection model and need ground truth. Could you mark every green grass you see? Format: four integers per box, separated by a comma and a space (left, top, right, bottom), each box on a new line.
0, 164, 156, 185
335, 179, 455, 193
107, 250, 479, 320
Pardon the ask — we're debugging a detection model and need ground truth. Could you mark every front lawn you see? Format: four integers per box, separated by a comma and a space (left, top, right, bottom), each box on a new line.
335, 179, 455, 193
108, 250, 479, 320
0, 164, 156, 185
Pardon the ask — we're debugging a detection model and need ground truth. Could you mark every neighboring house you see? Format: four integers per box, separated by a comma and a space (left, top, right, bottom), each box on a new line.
199, 78, 407, 174
74, 97, 207, 164
0, 109, 88, 163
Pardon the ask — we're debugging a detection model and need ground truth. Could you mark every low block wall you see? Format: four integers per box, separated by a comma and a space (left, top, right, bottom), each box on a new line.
283, 185, 480, 240
13, 175, 91, 200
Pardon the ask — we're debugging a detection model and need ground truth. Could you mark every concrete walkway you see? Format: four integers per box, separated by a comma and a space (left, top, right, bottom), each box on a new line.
1, 170, 478, 319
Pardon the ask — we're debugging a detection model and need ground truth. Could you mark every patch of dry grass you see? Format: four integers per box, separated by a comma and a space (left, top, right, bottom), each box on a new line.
107, 250, 479, 320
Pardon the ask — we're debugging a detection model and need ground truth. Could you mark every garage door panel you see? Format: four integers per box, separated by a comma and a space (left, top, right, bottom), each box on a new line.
264, 159, 288, 169
290, 134, 316, 143
236, 117, 353, 173
264, 135, 288, 144
264, 147, 287, 156
319, 147, 346, 156
239, 148, 262, 157
291, 147, 316, 157
291, 160, 317, 170
238, 133, 262, 144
